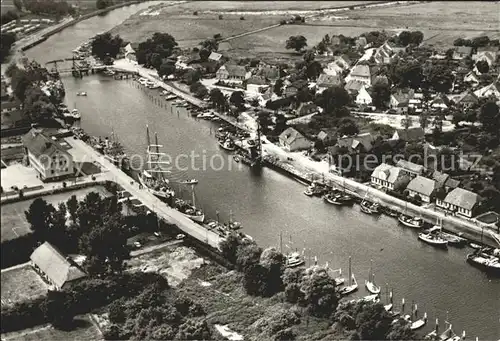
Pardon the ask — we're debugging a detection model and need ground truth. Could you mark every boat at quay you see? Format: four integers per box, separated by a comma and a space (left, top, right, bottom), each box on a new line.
21, 4, 500, 338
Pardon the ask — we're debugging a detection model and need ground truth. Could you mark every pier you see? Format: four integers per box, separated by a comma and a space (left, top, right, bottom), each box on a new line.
65, 137, 224, 250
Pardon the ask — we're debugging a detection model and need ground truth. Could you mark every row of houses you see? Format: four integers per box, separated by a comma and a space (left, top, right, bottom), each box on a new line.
371, 161, 480, 218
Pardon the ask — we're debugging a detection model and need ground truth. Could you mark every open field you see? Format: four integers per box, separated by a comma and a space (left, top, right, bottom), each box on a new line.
0, 185, 110, 242
308, 1, 500, 49
1, 265, 47, 307
1, 315, 102, 341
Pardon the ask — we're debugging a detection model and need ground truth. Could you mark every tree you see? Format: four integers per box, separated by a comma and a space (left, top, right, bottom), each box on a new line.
200, 38, 218, 52
190, 81, 208, 99
199, 48, 210, 61
426, 63, 454, 93
91, 32, 123, 60
306, 61, 322, 80
183, 69, 201, 85
303, 50, 315, 63
409, 31, 424, 45
371, 82, 390, 109
66, 195, 79, 224
475, 60, 489, 74
96, 0, 109, 10
338, 117, 359, 136
158, 61, 176, 79
478, 101, 500, 134
0, 33, 16, 64
25, 198, 56, 236
176, 319, 212, 340
136, 32, 177, 69
236, 242, 262, 271
13, 0, 23, 11
286, 36, 307, 53
316, 86, 350, 115
243, 263, 268, 296
209, 88, 225, 110
397, 31, 412, 46
299, 267, 339, 317
419, 111, 430, 130
219, 233, 243, 264
274, 78, 284, 96
230, 91, 245, 109
388, 59, 423, 89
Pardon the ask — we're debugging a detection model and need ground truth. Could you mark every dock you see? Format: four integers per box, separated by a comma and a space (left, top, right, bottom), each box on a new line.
65, 137, 224, 250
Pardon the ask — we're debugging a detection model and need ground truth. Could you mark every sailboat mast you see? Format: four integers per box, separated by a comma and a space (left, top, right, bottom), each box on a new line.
154, 132, 163, 180
280, 231, 283, 254
191, 185, 196, 208
348, 256, 352, 287
369, 259, 373, 282
146, 124, 151, 147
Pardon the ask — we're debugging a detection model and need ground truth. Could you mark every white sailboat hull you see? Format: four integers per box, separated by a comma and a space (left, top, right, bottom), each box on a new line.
183, 213, 205, 223
365, 281, 381, 294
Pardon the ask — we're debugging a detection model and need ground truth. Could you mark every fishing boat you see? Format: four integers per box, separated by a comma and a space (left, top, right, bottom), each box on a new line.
466, 252, 500, 275
174, 198, 205, 223
384, 207, 399, 217
339, 257, 358, 296
103, 69, 115, 76
179, 179, 198, 185
384, 288, 394, 312
76, 91, 87, 96
304, 181, 326, 197
410, 311, 428, 330
365, 260, 381, 294
70, 108, 81, 119
138, 125, 175, 201
165, 95, 178, 101
360, 200, 375, 214
197, 111, 214, 119
370, 202, 381, 214
398, 214, 424, 228
218, 138, 236, 151
286, 252, 305, 268
469, 243, 482, 250
426, 224, 466, 247
418, 232, 448, 249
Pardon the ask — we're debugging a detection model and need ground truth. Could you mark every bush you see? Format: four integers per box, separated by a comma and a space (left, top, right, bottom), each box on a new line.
193, 10, 198, 15
240, 16, 245, 20
1, 233, 39, 269
218, 14, 223, 20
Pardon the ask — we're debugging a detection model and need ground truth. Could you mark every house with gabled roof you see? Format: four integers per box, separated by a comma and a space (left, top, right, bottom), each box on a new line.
336, 132, 377, 153
390, 89, 414, 110
216, 64, 250, 82
453, 46, 473, 60
430, 94, 450, 110
436, 187, 482, 218
371, 163, 410, 191
473, 50, 496, 67
345, 64, 374, 86
463, 71, 481, 87
22, 128, 74, 181
406, 175, 437, 203
316, 73, 343, 92
396, 159, 425, 179
208, 51, 223, 61
345, 80, 365, 95
30, 242, 87, 290
296, 102, 318, 116
392, 127, 425, 143
355, 85, 373, 105
474, 82, 500, 100
279, 127, 311, 152
454, 90, 479, 107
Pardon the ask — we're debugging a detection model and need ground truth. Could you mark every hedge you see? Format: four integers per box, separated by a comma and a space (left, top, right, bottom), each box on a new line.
1, 233, 40, 269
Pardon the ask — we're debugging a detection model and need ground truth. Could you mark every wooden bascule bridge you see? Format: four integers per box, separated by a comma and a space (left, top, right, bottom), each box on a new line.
45, 56, 106, 78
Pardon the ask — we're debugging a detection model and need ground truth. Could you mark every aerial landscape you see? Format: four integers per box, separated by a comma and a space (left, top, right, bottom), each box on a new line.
1, 1, 499, 340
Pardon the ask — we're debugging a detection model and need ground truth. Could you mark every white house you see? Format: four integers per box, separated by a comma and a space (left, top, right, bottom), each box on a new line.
355, 85, 372, 105
279, 127, 311, 152
474, 83, 500, 100
436, 187, 481, 218
371, 163, 410, 191
463, 71, 480, 87
406, 176, 437, 203
345, 64, 373, 86
22, 128, 74, 181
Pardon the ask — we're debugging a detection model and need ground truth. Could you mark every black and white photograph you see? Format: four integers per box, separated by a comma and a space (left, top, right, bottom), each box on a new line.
1, 0, 499, 340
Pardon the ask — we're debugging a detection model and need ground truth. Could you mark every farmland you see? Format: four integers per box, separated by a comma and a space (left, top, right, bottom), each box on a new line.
1, 265, 47, 307
0, 186, 110, 242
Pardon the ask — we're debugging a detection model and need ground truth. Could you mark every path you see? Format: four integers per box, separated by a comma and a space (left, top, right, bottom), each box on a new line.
130, 239, 183, 257
65, 138, 223, 250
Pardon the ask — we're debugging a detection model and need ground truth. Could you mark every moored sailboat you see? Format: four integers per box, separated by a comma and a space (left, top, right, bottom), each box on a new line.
174, 184, 205, 223
365, 259, 381, 294
138, 125, 175, 201
398, 214, 424, 228
418, 232, 448, 249
339, 257, 358, 296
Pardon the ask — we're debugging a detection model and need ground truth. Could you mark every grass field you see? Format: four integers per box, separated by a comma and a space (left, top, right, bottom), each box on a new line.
0, 186, 110, 242
1, 315, 102, 341
308, 1, 500, 49
1, 265, 47, 307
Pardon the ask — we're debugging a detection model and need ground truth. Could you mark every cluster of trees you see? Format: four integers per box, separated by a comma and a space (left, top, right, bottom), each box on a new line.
23, 0, 75, 18
91, 32, 124, 60
361, 30, 389, 48
24, 192, 130, 275
208, 88, 228, 112
453, 36, 499, 48
136, 32, 178, 76
1, 272, 168, 333
103, 279, 211, 340
286, 35, 307, 53
333, 301, 415, 340
0, 32, 16, 63
189, 81, 208, 99
390, 30, 424, 47
96, 0, 112, 10
294, 49, 322, 80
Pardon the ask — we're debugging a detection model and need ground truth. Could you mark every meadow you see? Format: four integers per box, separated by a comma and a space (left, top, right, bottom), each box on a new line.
1, 265, 48, 307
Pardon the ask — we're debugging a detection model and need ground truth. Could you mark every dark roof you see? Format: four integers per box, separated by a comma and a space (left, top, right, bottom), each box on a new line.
247, 76, 267, 85
30, 242, 86, 288
345, 80, 364, 93
317, 74, 342, 88
455, 46, 473, 56
221, 64, 247, 78
444, 188, 481, 210
396, 160, 425, 174
350, 64, 371, 78
455, 90, 479, 104
407, 176, 437, 196
444, 178, 460, 189
22, 128, 69, 159
395, 127, 425, 142
432, 170, 450, 188
337, 133, 377, 152
279, 127, 308, 145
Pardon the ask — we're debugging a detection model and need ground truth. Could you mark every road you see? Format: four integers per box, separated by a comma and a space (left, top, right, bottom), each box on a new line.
262, 140, 500, 247
65, 137, 223, 250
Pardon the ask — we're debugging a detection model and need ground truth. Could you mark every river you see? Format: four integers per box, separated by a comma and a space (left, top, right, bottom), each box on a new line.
25, 3, 499, 339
